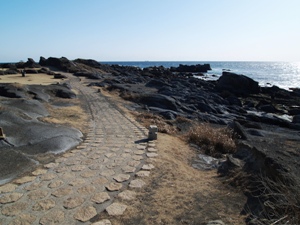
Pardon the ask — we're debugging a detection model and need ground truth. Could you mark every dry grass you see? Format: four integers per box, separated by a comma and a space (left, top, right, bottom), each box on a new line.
95, 133, 246, 225
40, 101, 89, 135
187, 123, 236, 158
0, 73, 59, 85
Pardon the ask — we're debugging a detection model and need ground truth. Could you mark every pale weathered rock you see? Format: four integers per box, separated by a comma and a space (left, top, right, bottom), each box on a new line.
27, 190, 48, 200
106, 203, 127, 216
137, 145, 146, 150
40, 173, 57, 181
89, 164, 104, 170
63, 196, 85, 209
113, 174, 131, 183
118, 190, 137, 200
146, 153, 158, 158
74, 206, 97, 222
91, 219, 112, 225
14, 176, 36, 184
40, 209, 65, 224
0, 192, 23, 203
32, 199, 56, 211
61, 172, 75, 180
2, 202, 28, 216
142, 164, 155, 170
207, 220, 226, 225
8, 213, 36, 225
91, 192, 110, 203
32, 168, 48, 176
0, 183, 18, 193
77, 185, 96, 195
136, 171, 150, 177
48, 180, 64, 189
106, 182, 123, 191
129, 179, 146, 188
51, 187, 72, 197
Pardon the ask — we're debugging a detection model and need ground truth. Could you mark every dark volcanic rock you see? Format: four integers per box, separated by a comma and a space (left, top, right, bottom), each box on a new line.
138, 94, 180, 111
171, 64, 211, 73
39, 56, 78, 73
216, 72, 260, 95
24, 58, 41, 68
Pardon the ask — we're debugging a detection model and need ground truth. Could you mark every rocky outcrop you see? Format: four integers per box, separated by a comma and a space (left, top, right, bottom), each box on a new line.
216, 71, 260, 95
23, 58, 41, 68
171, 64, 211, 73
39, 56, 78, 73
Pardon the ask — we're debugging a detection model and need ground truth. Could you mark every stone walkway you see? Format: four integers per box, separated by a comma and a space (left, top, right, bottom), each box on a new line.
0, 75, 158, 224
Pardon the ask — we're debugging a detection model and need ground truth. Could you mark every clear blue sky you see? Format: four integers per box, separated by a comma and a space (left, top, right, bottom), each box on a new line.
0, 0, 299, 62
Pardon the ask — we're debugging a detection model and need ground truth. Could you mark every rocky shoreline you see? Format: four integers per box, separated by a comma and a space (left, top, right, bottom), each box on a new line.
1, 57, 300, 223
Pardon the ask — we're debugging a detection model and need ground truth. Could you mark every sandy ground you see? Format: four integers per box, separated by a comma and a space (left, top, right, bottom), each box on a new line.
0, 73, 61, 85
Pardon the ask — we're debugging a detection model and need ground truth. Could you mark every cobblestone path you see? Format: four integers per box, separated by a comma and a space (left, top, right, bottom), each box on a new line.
0, 75, 158, 224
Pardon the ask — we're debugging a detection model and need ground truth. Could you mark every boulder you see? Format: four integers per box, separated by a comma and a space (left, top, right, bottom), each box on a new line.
39, 56, 78, 73
171, 64, 211, 73
138, 94, 180, 111
216, 72, 260, 95
23, 58, 41, 68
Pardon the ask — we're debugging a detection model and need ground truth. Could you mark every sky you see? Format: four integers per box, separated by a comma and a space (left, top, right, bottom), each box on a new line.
0, 0, 299, 62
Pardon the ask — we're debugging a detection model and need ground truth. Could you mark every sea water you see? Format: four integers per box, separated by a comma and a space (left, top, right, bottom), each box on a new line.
102, 61, 300, 90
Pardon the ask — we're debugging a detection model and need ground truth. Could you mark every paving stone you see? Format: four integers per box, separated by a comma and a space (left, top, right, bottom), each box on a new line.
92, 177, 108, 185
44, 162, 59, 169
32, 168, 48, 176
32, 199, 56, 211
106, 182, 123, 191
134, 150, 144, 155
146, 152, 158, 158
74, 205, 97, 222
69, 178, 86, 187
48, 180, 64, 188
1, 202, 28, 216
71, 165, 86, 171
118, 190, 137, 200
148, 143, 156, 147
61, 172, 76, 180
106, 163, 117, 169
100, 169, 115, 177
128, 161, 140, 167
52, 187, 72, 197
147, 147, 157, 152
105, 153, 116, 158
106, 203, 127, 216
91, 192, 110, 204
136, 171, 151, 177
77, 185, 96, 195
55, 157, 67, 163
89, 164, 104, 170
88, 154, 101, 159
40, 209, 65, 225
137, 145, 146, 150
81, 170, 97, 178
81, 159, 94, 165
40, 173, 57, 181
14, 176, 36, 184
63, 152, 74, 158
28, 190, 48, 200
53, 166, 68, 173
23, 182, 42, 191
0, 192, 23, 203
65, 160, 80, 166
129, 179, 146, 188
0, 183, 17, 193
122, 165, 136, 173
8, 213, 36, 225
142, 164, 155, 170
63, 196, 85, 209
113, 174, 131, 183
91, 219, 112, 225
132, 155, 143, 161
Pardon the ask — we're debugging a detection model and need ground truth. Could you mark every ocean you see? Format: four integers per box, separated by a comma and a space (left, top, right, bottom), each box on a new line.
101, 61, 300, 90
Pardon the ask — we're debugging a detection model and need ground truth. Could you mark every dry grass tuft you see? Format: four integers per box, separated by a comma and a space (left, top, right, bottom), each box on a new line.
187, 123, 236, 157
